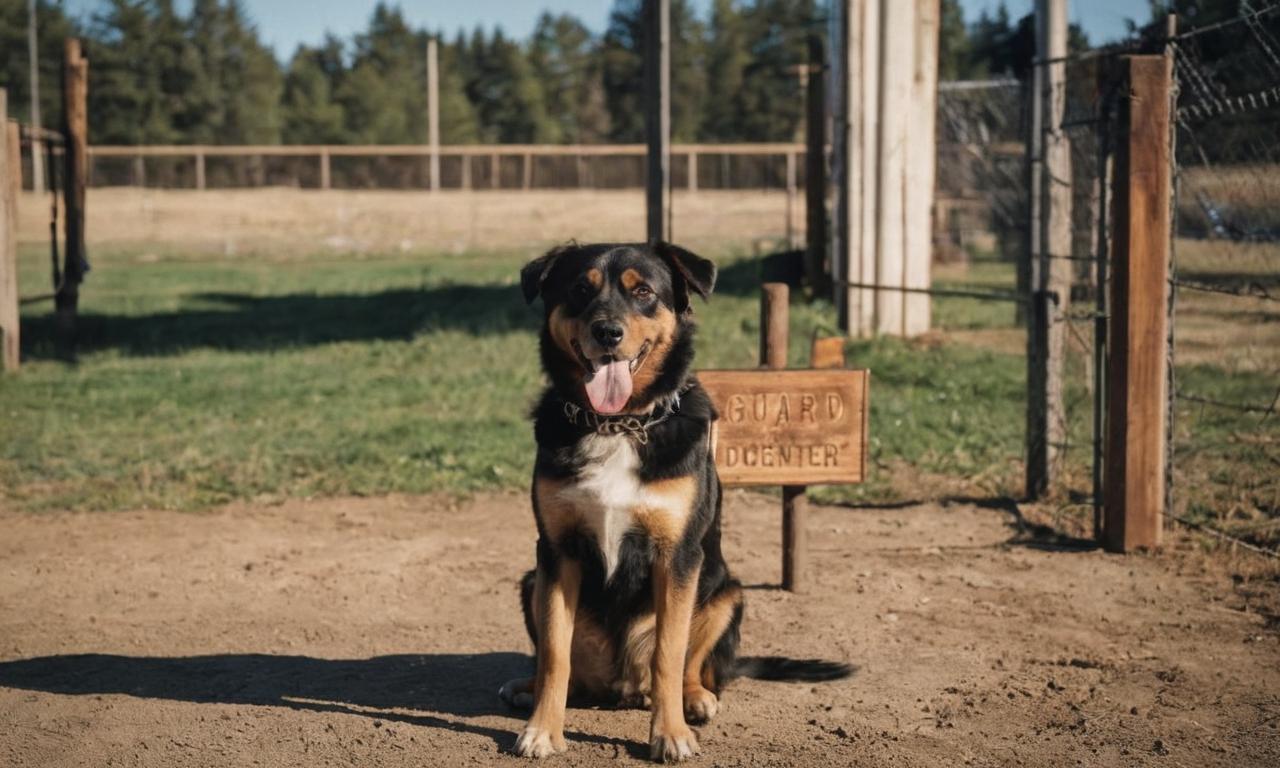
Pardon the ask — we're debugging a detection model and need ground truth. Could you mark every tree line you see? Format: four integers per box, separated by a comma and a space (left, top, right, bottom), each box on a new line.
0, 0, 1119, 147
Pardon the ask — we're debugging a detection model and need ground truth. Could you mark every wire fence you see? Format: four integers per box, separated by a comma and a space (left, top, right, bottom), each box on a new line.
1169, 6, 1280, 551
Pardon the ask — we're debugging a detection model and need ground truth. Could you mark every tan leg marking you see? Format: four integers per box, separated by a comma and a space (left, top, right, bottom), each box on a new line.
533, 475, 576, 542
619, 613, 656, 707
569, 612, 616, 700
649, 556, 701, 762
682, 584, 742, 722
513, 559, 581, 758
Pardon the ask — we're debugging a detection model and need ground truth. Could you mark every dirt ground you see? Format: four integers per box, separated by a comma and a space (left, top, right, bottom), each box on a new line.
1, 490, 1277, 767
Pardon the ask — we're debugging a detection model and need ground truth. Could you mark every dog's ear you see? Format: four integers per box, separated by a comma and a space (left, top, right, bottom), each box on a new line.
521, 244, 571, 304
653, 241, 716, 312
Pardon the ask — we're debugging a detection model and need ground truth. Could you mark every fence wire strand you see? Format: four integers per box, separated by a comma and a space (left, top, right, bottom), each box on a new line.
1169, 7, 1280, 552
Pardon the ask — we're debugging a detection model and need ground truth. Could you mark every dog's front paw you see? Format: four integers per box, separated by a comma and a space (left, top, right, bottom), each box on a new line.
683, 685, 719, 723
513, 725, 567, 758
649, 723, 699, 763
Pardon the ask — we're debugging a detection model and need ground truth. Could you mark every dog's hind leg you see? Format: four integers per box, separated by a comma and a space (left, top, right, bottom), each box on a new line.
682, 581, 743, 723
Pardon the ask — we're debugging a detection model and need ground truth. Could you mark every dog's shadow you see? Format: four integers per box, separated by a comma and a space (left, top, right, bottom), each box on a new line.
0, 652, 642, 755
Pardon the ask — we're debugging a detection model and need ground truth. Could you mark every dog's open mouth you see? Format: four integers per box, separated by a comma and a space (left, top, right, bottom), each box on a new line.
572, 340, 651, 415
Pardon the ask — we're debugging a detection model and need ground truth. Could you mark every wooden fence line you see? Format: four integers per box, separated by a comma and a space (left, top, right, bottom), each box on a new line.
85, 142, 808, 158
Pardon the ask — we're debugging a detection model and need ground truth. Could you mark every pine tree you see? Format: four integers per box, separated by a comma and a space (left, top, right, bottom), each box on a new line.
528, 12, 610, 143
281, 38, 347, 143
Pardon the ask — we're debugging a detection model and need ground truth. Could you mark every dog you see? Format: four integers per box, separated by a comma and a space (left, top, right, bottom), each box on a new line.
503, 241, 851, 762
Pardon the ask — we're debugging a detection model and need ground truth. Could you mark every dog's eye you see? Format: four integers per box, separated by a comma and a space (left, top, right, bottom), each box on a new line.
572, 282, 594, 301
633, 284, 654, 299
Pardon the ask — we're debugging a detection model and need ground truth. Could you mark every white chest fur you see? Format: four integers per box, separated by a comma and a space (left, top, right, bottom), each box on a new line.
555, 435, 687, 580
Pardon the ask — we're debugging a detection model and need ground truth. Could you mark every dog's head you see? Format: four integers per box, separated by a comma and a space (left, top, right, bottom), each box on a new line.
521, 241, 716, 414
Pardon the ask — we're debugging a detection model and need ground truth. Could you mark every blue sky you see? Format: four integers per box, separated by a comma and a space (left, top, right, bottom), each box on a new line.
61, 1, 1153, 59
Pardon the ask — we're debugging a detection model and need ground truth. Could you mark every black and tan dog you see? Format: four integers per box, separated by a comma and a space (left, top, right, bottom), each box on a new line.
503, 241, 850, 762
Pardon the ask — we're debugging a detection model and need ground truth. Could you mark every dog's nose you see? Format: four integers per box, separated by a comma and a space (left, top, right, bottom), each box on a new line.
591, 321, 624, 349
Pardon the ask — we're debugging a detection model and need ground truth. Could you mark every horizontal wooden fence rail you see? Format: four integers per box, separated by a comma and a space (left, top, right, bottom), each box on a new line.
86, 142, 807, 158
70, 142, 813, 193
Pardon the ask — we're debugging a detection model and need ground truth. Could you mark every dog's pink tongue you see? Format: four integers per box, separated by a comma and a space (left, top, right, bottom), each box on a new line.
585, 359, 633, 414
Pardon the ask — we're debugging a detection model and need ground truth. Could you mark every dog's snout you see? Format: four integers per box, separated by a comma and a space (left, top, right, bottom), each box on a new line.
591, 320, 624, 349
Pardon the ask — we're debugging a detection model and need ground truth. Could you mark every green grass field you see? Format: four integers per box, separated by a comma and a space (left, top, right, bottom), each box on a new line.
2, 243, 1033, 513
2, 241, 1273, 544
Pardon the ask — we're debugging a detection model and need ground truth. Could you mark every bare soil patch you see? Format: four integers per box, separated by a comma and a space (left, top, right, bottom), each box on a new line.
1, 491, 1277, 767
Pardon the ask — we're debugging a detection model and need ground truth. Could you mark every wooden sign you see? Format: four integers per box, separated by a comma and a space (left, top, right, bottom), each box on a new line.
699, 369, 869, 486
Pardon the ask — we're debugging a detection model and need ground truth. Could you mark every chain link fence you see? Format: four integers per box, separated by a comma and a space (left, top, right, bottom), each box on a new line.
1169, 7, 1280, 552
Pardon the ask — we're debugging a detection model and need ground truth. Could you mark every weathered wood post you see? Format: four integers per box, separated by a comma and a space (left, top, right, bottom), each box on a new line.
785, 151, 798, 249
426, 37, 440, 193
1, 91, 20, 372
1026, 0, 1072, 499
644, 0, 671, 241
687, 150, 697, 193
760, 283, 808, 591
195, 150, 206, 190
804, 34, 828, 298
522, 152, 532, 190
319, 148, 331, 190
59, 38, 88, 335
1103, 52, 1172, 552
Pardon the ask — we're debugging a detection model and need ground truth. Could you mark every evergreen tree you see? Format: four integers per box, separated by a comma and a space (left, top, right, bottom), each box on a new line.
281, 38, 347, 143
702, 0, 749, 140
0, 0, 74, 130
528, 12, 610, 143
600, 0, 705, 142
938, 0, 968, 80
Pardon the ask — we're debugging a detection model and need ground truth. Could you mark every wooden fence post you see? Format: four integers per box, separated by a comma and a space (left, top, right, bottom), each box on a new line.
760, 283, 809, 591
522, 152, 532, 190
1104, 54, 1171, 552
426, 37, 440, 193
195, 150, 206, 190
687, 150, 697, 192
804, 34, 827, 298
319, 149, 330, 190
490, 152, 500, 189
1, 91, 20, 372
59, 38, 88, 335
1025, 0, 1072, 499
644, 0, 671, 241
461, 154, 471, 191
785, 151, 797, 249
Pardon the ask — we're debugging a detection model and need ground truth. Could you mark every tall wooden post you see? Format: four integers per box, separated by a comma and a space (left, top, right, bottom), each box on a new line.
1026, 0, 1071, 499
644, 0, 671, 241
804, 34, 828, 297
426, 37, 440, 193
195, 150, 206, 190
875, 0, 913, 335
785, 151, 797, 249
1104, 54, 1171, 552
902, 0, 939, 336
59, 38, 88, 334
760, 283, 809, 591
27, 0, 44, 195
1, 92, 20, 372
836, 0, 878, 337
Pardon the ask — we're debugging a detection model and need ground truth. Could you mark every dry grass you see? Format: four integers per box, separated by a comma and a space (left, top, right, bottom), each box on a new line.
15, 187, 802, 257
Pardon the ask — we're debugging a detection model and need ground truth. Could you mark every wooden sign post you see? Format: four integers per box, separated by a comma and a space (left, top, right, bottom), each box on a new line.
701, 283, 870, 591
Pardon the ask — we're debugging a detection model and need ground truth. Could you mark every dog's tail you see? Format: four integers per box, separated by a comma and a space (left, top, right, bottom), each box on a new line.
733, 656, 856, 683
